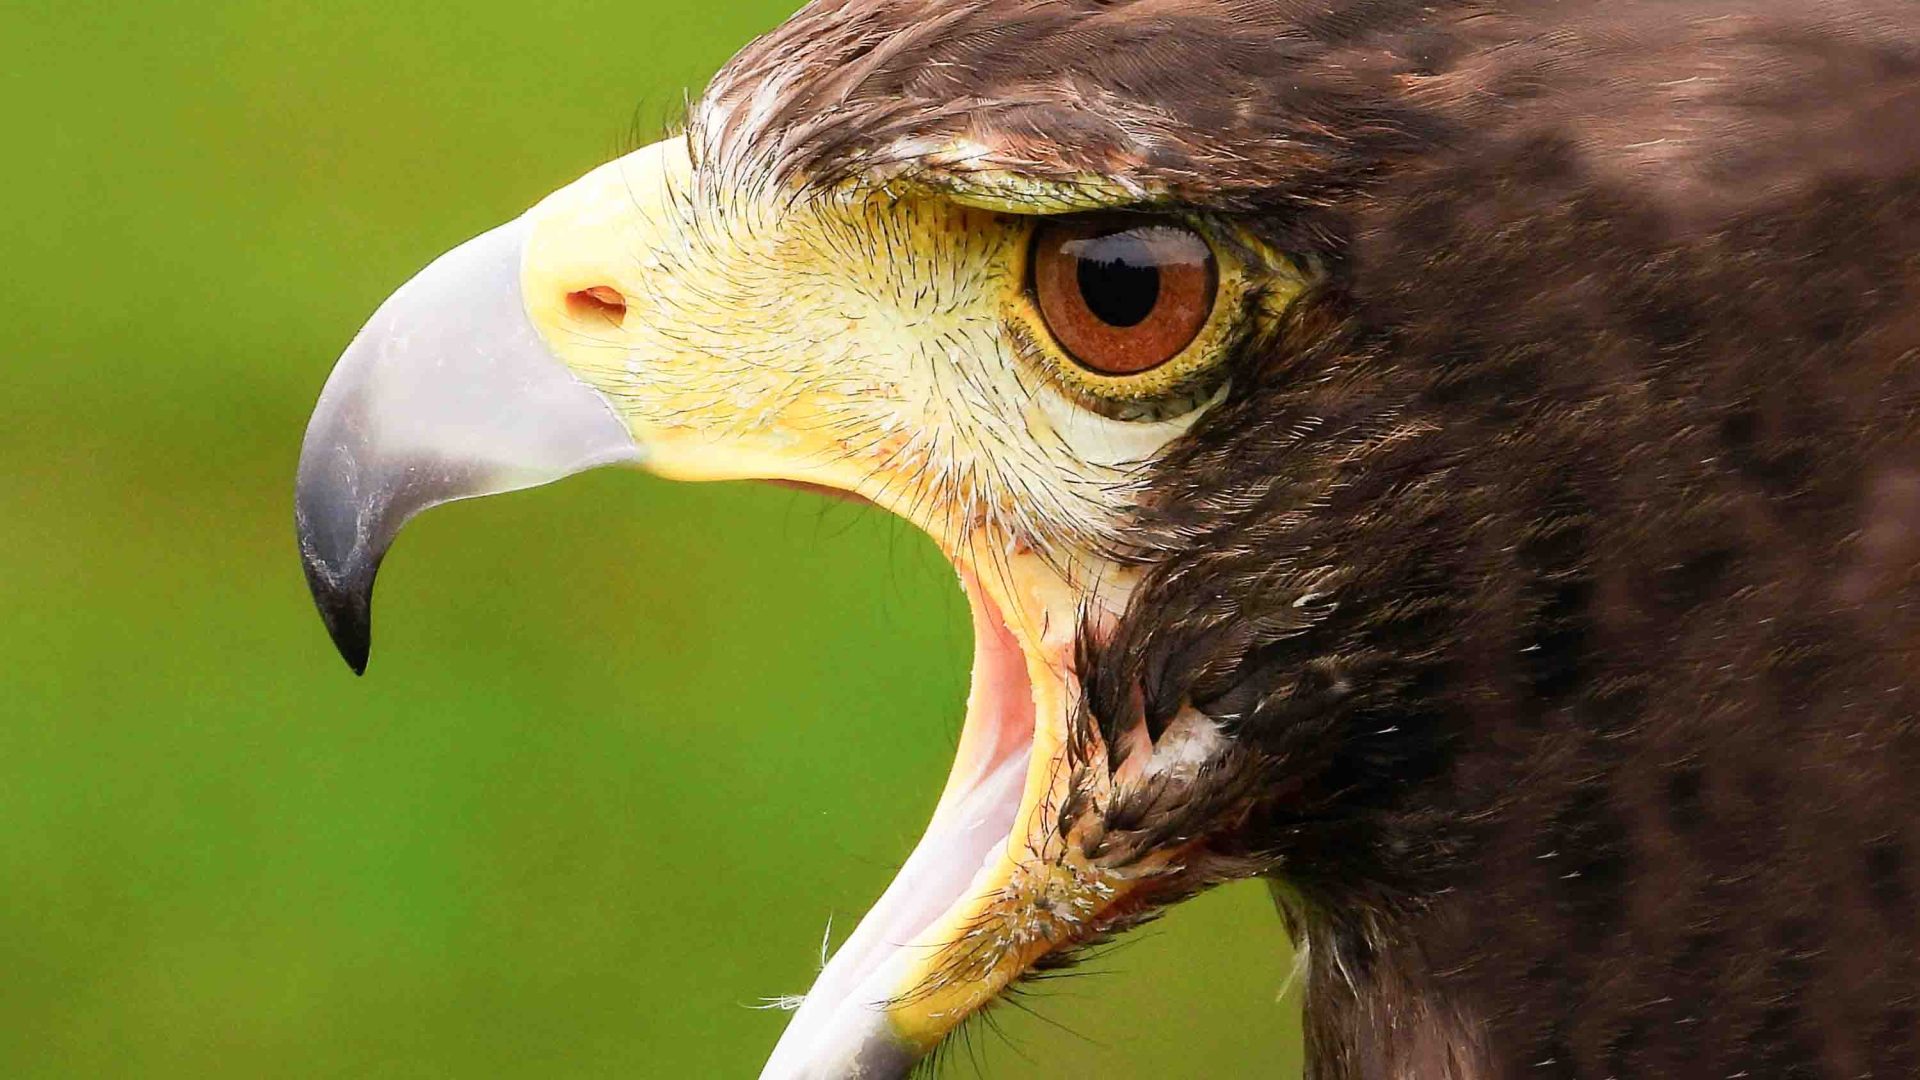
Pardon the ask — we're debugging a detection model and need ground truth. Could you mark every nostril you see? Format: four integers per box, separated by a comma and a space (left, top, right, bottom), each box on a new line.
566, 285, 628, 325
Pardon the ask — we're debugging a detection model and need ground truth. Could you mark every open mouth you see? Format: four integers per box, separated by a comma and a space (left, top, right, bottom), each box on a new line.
758, 559, 1052, 1073
289, 169, 1155, 1078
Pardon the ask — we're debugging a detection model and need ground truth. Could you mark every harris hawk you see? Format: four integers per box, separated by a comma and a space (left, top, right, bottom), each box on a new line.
295, 1, 1920, 1076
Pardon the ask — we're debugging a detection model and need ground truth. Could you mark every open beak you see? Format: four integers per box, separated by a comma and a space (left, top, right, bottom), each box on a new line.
296, 139, 1159, 1078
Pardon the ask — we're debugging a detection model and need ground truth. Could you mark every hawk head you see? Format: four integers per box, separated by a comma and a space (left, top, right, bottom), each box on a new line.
297, 2, 1920, 1077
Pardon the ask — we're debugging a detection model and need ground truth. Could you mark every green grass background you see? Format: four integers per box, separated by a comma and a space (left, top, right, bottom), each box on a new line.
0, 3, 1302, 1075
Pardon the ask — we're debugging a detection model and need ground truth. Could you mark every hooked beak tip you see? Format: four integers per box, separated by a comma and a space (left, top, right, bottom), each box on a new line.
298, 530, 376, 676
325, 597, 373, 677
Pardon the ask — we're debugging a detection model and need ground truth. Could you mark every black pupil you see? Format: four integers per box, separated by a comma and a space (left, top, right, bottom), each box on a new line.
1076, 233, 1162, 328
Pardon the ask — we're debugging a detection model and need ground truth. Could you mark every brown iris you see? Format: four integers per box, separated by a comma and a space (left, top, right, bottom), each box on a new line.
1032, 220, 1217, 376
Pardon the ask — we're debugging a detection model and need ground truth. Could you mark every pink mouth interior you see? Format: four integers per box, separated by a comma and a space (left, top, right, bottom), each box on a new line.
757, 573, 1037, 1072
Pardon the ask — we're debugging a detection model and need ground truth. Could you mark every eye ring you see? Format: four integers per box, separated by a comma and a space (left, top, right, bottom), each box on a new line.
1029, 219, 1218, 377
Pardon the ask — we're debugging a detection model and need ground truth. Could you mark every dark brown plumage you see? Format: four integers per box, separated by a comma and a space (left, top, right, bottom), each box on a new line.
709, 3, 1920, 1076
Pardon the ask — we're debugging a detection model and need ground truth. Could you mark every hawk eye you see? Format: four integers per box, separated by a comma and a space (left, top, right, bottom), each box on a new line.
1032, 220, 1217, 376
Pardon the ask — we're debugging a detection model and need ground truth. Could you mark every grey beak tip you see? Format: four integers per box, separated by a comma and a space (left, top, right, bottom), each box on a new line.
299, 531, 376, 677
311, 574, 374, 676
325, 600, 373, 677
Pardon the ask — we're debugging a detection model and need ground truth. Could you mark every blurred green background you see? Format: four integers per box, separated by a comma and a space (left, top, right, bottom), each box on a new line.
0, 3, 1301, 1076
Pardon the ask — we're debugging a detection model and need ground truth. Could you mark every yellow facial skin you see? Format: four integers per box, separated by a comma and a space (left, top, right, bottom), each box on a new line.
523, 138, 1309, 547
516, 136, 1294, 1056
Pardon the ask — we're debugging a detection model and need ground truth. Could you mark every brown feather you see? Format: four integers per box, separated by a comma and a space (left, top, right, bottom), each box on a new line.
701, 3, 1920, 1075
